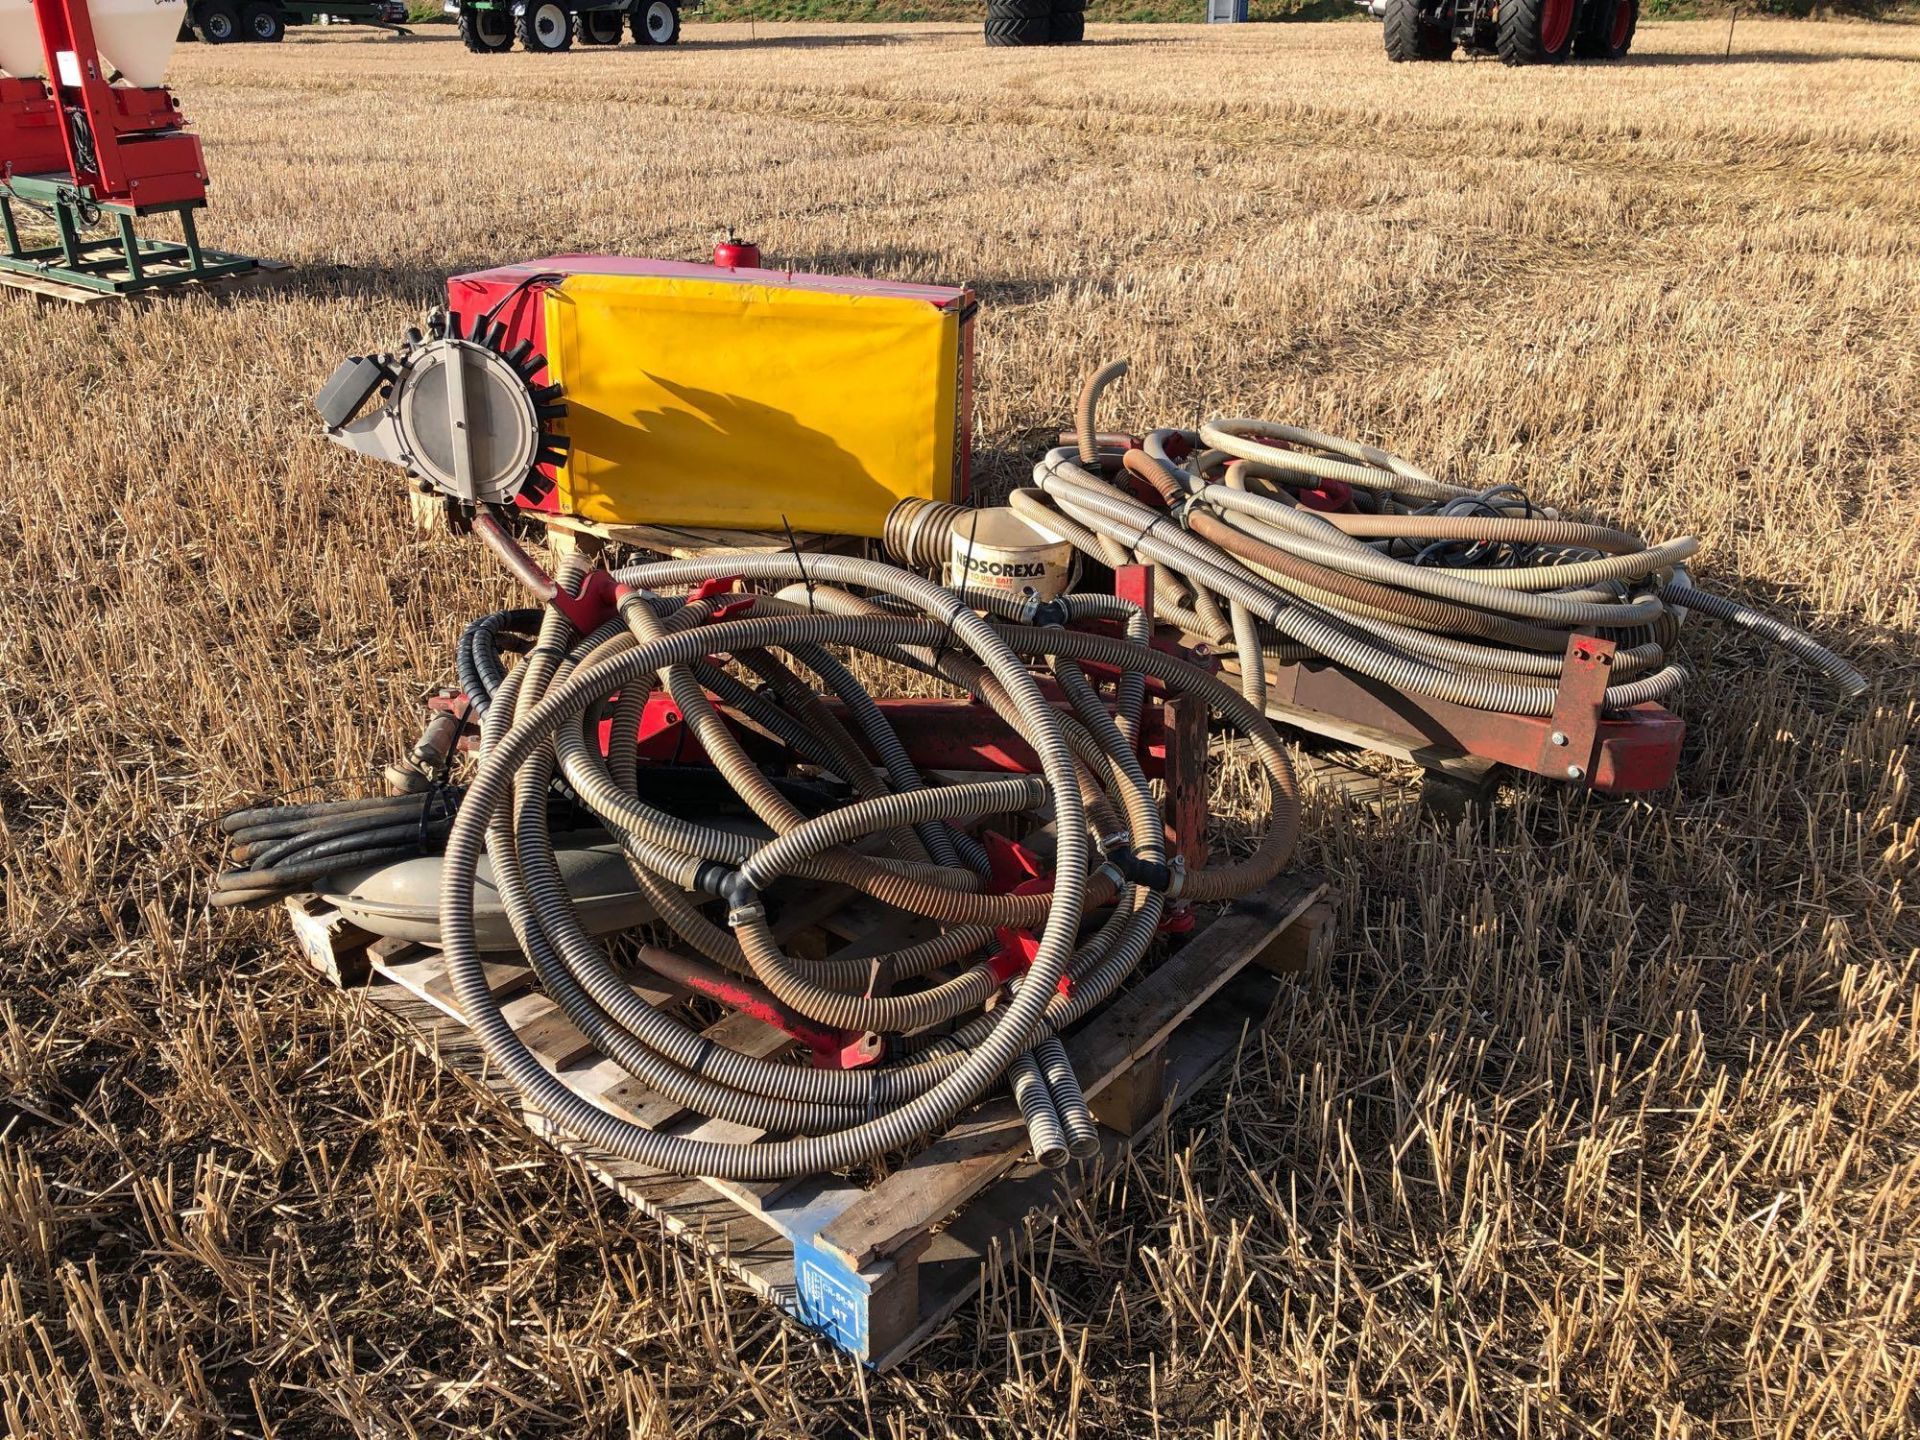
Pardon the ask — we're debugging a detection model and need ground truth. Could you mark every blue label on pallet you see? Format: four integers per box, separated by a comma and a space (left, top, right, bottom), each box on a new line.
792, 1235, 871, 1359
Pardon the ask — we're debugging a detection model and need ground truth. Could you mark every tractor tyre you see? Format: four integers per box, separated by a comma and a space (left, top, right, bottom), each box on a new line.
1574, 0, 1636, 58
985, 16, 1051, 43
196, 0, 242, 43
632, 0, 680, 43
1050, 0, 1084, 44
517, 0, 574, 51
575, 7, 623, 42
1383, 0, 1451, 60
985, 0, 1050, 44
1496, 0, 1574, 63
459, 4, 516, 50
241, 3, 285, 41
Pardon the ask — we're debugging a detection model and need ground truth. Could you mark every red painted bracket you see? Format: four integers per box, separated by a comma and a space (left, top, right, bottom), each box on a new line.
1536, 635, 1614, 785
1262, 650, 1683, 793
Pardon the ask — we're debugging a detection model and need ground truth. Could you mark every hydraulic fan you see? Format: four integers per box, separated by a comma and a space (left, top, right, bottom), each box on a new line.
315, 308, 569, 510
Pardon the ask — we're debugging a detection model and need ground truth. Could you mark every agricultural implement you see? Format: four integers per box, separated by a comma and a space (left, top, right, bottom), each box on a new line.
0, 0, 257, 295
312, 254, 1861, 804
245, 251, 1867, 1363
179, 0, 410, 44
444, 0, 687, 53
1364, 0, 1638, 63
315, 239, 975, 544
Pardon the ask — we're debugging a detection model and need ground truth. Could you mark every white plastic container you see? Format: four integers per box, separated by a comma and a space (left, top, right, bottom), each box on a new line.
947, 506, 1074, 601
0, 0, 45, 78
92, 0, 186, 88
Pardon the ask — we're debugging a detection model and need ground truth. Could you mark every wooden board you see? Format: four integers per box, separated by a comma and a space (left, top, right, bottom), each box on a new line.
286, 870, 1333, 1368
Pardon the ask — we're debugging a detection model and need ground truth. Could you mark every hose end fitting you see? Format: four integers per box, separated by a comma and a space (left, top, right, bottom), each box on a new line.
1110, 842, 1181, 895
694, 861, 765, 924
1030, 597, 1072, 628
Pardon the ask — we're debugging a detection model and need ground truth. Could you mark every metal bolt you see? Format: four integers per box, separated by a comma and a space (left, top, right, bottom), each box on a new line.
1566, 765, 1585, 781
1550, 731, 1568, 746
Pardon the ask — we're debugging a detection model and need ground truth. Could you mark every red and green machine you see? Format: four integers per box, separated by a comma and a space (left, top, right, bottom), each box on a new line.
0, 0, 256, 295
1362, 0, 1638, 64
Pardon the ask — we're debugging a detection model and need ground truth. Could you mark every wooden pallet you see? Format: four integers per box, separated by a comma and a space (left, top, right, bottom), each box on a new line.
0, 256, 290, 305
286, 872, 1333, 1367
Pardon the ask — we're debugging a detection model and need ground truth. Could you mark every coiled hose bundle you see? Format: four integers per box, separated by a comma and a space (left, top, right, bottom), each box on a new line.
1000, 362, 1867, 716
221, 551, 1302, 1180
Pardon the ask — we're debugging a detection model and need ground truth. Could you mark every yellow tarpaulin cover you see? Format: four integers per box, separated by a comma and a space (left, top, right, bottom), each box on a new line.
546, 273, 965, 537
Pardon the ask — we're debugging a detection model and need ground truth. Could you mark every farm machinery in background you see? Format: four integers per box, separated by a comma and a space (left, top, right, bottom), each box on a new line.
1363, 0, 1637, 63
445, 0, 686, 52
0, 0, 257, 295
177, 0, 410, 45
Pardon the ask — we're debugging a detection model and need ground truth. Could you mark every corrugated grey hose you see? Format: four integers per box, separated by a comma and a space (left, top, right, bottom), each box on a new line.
1034, 453, 1686, 716
438, 553, 1297, 1180
1032, 441, 1866, 713
1060, 374, 1865, 708
1662, 576, 1868, 701
449, 598, 1078, 1175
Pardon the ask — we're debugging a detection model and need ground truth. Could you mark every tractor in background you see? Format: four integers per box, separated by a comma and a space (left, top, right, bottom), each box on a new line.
445, 0, 686, 51
1365, 0, 1638, 64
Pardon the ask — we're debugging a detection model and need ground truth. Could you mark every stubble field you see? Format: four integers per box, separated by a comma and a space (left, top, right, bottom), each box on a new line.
2, 15, 1918, 1438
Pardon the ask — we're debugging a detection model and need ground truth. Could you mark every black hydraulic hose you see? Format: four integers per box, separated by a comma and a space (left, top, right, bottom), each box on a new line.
214, 789, 462, 904
457, 608, 541, 716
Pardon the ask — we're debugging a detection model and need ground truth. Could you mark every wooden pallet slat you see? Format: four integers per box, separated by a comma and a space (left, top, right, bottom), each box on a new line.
814, 872, 1324, 1273
285, 870, 1333, 1367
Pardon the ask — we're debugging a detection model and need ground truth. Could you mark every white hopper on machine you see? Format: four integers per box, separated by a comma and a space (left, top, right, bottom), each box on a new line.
0, 0, 188, 88
0, 0, 46, 78
91, 0, 189, 88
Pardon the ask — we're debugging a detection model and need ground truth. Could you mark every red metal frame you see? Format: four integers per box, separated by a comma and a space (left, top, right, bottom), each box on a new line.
1261, 640, 1682, 793
27, 0, 207, 206
1083, 452, 1684, 793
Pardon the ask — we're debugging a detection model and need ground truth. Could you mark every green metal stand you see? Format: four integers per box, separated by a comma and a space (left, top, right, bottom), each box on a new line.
0, 175, 258, 296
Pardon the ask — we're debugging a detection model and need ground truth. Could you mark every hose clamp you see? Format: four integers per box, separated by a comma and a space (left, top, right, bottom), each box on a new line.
1165, 854, 1187, 901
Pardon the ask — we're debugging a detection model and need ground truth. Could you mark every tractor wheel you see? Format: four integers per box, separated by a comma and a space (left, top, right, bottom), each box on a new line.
1383, 0, 1451, 60
196, 0, 242, 43
1497, 0, 1574, 63
459, 4, 515, 50
632, 0, 680, 44
517, 1, 574, 51
241, 3, 285, 41
985, 0, 1050, 45
575, 7, 623, 42
1574, 0, 1636, 58
1050, 0, 1084, 43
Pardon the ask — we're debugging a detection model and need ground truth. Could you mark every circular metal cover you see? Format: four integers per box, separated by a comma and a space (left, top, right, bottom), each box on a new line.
392, 339, 541, 505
